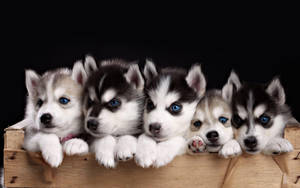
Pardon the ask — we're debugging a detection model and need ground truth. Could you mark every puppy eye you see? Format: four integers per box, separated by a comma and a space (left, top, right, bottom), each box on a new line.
193, 120, 202, 128
168, 102, 182, 114
232, 114, 244, 128
108, 98, 121, 108
146, 99, 155, 111
37, 99, 43, 107
219, 116, 228, 124
259, 115, 270, 125
59, 97, 70, 105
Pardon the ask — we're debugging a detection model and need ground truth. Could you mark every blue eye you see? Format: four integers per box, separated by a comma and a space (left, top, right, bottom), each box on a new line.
259, 115, 270, 125
170, 103, 182, 113
59, 97, 70, 105
219, 117, 228, 124
108, 98, 121, 107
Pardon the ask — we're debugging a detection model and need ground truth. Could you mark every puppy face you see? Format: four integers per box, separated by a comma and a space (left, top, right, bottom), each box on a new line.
143, 60, 206, 141
190, 92, 233, 152
224, 71, 292, 154
25, 62, 87, 135
83, 60, 144, 137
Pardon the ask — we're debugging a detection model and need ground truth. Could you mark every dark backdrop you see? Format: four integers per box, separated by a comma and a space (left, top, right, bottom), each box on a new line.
2, 32, 300, 165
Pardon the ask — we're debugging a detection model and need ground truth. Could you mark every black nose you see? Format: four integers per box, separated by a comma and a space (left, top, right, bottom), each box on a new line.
87, 119, 98, 131
244, 136, 258, 149
149, 123, 161, 136
206, 131, 219, 143
40, 113, 52, 125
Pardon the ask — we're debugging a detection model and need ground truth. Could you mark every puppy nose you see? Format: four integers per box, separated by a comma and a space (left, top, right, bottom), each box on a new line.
87, 119, 98, 131
149, 123, 161, 135
244, 136, 257, 149
40, 113, 52, 125
206, 131, 219, 142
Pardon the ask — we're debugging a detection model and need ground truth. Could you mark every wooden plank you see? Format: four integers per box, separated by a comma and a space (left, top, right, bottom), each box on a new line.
284, 150, 300, 187
4, 149, 231, 188
4, 130, 24, 150
285, 127, 300, 150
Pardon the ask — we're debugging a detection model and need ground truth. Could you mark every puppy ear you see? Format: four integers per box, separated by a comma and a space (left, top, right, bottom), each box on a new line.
25, 70, 41, 96
186, 64, 206, 98
222, 70, 241, 102
84, 55, 98, 75
143, 59, 158, 84
72, 61, 87, 86
266, 77, 285, 105
124, 64, 145, 91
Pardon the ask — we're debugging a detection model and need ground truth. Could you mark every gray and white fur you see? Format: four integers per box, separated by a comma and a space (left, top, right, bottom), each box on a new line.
23, 61, 89, 168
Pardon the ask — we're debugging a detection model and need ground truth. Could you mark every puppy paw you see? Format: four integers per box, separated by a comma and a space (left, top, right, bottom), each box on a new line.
115, 135, 137, 161
187, 136, 206, 155
135, 134, 157, 168
219, 139, 242, 158
63, 138, 89, 156
41, 143, 63, 168
263, 138, 294, 155
92, 136, 117, 168
153, 137, 186, 168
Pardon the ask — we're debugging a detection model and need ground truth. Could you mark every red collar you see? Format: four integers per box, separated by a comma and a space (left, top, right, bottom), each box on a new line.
60, 134, 76, 143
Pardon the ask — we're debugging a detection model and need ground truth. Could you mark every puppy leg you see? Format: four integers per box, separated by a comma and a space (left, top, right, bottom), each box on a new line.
219, 139, 242, 158
63, 138, 89, 156
187, 135, 206, 155
92, 135, 117, 168
24, 132, 63, 168
115, 135, 137, 161
263, 137, 294, 155
154, 136, 186, 168
135, 134, 157, 168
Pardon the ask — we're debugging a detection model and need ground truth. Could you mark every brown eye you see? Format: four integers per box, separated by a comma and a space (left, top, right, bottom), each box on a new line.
232, 114, 244, 128
193, 120, 202, 127
37, 99, 43, 107
146, 99, 155, 111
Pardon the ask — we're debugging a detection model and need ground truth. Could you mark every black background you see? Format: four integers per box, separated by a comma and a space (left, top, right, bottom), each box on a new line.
1, 31, 300, 166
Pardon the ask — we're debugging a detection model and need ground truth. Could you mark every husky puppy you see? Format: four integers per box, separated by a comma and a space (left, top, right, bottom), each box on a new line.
187, 90, 242, 158
83, 58, 145, 168
23, 61, 89, 167
135, 60, 206, 168
223, 71, 298, 155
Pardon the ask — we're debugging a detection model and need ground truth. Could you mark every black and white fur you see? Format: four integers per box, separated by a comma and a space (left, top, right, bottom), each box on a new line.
23, 61, 89, 167
187, 89, 242, 158
83, 57, 145, 168
135, 60, 206, 167
224, 71, 298, 155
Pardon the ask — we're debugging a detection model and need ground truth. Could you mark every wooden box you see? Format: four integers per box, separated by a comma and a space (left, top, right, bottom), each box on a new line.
3, 120, 300, 188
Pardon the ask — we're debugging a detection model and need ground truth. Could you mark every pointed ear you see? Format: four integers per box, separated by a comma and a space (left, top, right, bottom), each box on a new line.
84, 55, 98, 75
25, 70, 41, 96
72, 61, 87, 86
143, 59, 158, 84
186, 64, 206, 98
222, 70, 241, 102
124, 64, 145, 91
266, 77, 286, 105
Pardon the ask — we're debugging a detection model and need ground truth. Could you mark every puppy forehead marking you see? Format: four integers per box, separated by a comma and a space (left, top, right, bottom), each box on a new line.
212, 107, 224, 118
149, 76, 172, 104
194, 108, 205, 121
89, 87, 98, 101
254, 104, 266, 117
102, 89, 116, 102
237, 105, 247, 119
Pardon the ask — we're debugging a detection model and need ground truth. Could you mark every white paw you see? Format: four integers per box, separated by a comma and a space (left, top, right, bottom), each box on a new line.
263, 138, 294, 155
135, 134, 157, 168
41, 143, 63, 168
93, 136, 116, 168
187, 136, 206, 155
153, 137, 186, 168
115, 135, 137, 161
219, 139, 242, 158
63, 138, 89, 156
